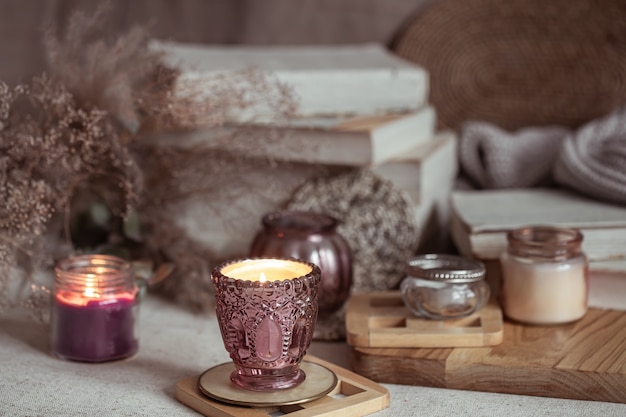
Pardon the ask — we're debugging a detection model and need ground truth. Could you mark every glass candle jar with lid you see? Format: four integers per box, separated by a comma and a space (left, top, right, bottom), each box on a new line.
499, 225, 588, 325
400, 254, 490, 320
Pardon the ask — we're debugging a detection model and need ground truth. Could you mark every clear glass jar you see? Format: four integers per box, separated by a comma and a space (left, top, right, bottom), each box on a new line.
500, 226, 588, 325
400, 254, 490, 320
250, 210, 352, 315
50, 254, 140, 362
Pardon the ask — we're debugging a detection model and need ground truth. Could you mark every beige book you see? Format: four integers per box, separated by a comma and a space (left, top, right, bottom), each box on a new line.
152, 40, 429, 120
150, 105, 436, 167
450, 188, 626, 261
372, 130, 458, 250
169, 131, 455, 260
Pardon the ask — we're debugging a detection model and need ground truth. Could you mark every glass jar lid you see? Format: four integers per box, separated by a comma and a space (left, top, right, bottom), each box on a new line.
506, 225, 583, 260
405, 254, 486, 283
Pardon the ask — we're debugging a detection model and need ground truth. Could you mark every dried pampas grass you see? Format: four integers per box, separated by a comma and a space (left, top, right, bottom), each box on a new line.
0, 1, 299, 318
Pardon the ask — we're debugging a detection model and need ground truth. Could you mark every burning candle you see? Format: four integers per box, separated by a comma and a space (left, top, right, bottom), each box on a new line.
212, 258, 321, 391
50, 255, 140, 362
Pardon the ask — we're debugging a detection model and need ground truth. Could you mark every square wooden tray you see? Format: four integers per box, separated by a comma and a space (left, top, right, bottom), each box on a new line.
350, 308, 626, 403
175, 355, 390, 417
346, 291, 503, 348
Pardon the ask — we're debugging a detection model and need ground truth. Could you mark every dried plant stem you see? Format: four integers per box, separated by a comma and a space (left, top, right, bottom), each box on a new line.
1, 2, 301, 318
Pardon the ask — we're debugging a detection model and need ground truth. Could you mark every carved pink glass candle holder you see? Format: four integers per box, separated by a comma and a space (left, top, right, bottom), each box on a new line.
212, 258, 321, 391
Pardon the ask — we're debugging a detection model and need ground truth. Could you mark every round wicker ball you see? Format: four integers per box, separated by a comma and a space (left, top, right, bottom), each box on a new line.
394, 0, 626, 131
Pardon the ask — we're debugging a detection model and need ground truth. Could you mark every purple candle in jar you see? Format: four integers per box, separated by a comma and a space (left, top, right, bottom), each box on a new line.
50, 255, 140, 362
51, 295, 138, 362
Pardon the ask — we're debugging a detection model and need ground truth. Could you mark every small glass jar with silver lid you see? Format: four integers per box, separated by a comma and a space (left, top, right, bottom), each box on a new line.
400, 254, 490, 320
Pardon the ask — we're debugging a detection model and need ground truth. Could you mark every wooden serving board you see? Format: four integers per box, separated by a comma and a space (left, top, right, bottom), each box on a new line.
176, 355, 390, 417
351, 308, 626, 404
346, 291, 503, 348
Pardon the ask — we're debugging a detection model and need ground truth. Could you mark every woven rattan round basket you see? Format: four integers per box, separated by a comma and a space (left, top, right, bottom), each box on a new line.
393, 0, 626, 131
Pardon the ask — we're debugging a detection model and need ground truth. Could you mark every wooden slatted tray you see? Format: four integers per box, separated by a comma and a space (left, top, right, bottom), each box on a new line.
175, 355, 390, 417
350, 308, 626, 404
346, 291, 503, 348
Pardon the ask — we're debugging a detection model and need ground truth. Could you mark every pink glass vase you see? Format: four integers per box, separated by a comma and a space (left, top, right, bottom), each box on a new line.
250, 210, 353, 315
212, 258, 321, 391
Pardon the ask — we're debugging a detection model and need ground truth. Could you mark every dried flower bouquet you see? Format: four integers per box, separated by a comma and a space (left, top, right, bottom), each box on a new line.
0, 2, 299, 319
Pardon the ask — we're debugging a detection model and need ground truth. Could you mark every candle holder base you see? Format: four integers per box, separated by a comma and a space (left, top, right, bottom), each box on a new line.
198, 360, 337, 407
176, 355, 390, 417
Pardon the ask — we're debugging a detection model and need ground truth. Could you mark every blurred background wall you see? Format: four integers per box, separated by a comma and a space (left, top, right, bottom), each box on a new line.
0, 0, 435, 85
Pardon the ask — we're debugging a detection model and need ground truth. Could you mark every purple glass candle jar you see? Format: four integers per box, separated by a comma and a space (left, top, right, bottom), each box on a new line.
50, 254, 139, 362
250, 210, 352, 315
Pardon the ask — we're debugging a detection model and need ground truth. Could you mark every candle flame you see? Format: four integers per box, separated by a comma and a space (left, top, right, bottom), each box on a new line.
83, 274, 99, 298
259, 272, 267, 283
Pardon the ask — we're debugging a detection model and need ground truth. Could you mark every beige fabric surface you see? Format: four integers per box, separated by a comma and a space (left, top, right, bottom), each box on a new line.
458, 106, 626, 205
555, 106, 626, 205
2, 295, 626, 416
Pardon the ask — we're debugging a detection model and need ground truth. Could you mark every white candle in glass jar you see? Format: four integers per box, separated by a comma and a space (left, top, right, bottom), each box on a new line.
500, 253, 587, 324
499, 226, 589, 325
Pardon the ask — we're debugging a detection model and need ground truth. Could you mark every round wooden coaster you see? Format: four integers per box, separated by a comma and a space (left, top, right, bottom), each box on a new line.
197, 360, 338, 407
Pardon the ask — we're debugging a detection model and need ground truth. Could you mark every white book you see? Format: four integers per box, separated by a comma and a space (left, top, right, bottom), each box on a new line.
152, 40, 429, 120
372, 130, 457, 204
372, 131, 458, 249
150, 105, 436, 166
588, 259, 626, 311
168, 131, 455, 260
450, 188, 626, 261
174, 163, 346, 260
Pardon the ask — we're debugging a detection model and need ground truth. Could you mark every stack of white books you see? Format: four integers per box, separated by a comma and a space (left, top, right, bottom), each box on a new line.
150, 41, 458, 258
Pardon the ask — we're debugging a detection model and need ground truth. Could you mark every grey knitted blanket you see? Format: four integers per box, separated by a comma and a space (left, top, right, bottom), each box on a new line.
460, 106, 626, 205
